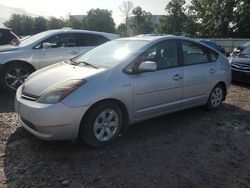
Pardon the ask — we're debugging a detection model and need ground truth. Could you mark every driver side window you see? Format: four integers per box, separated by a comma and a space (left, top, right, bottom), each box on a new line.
139, 40, 179, 70
44, 35, 61, 48
35, 33, 76, 49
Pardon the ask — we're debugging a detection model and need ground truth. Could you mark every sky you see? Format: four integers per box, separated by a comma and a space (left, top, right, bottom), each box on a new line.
0, 0, 175, 25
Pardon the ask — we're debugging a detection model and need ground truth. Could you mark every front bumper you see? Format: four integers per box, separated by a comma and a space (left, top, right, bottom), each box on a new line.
15, 86, 90, 140
231, 68, 250, 83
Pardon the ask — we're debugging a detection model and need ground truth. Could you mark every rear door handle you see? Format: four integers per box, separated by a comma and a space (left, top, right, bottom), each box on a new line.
173, 74, 183, 81
210, 68, 216, 74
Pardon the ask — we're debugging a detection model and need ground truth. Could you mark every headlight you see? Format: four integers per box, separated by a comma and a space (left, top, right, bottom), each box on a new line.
37, 79, 86, 104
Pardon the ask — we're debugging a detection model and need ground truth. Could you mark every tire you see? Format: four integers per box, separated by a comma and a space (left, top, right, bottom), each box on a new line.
206, 84, 225, 110
80, 102, 123, 147
0, 62, 34, 92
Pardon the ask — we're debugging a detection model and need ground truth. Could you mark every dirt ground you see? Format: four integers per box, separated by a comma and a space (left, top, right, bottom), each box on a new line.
0, 83, 250, 188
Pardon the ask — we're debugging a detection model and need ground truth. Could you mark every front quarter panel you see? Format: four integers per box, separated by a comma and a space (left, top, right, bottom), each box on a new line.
0, 47, 39, 70
62, 66, 133, 119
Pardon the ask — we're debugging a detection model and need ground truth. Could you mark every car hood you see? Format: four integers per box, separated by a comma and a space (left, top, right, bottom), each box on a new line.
0, 44, 19, 52
231, 55, 250, 64
22, 62, 106, 97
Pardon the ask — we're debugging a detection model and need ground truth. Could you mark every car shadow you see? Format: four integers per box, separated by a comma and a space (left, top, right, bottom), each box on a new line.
0, 89, 15, 113
3, 103, 250, 187
232, 81, 250, 88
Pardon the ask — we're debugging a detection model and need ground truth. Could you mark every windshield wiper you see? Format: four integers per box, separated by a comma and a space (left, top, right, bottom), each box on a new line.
71, 61, 98, 69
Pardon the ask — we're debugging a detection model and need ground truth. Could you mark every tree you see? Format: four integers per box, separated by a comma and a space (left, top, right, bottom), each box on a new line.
66, 16, 82, 29
47, 17, 65, 30
119, 1, 134, 36
22, 15, 34, 35
82, 9, 115, 33
33, 16, 48, 34
232, 0, 250, 38
157, 0, 198, 36
189, 0, 236, 37
157, 0, 186, 35
4, 14, 23, 35
130, 6, 154, 35
4, 14, 34, 35
116, 23, 126, 37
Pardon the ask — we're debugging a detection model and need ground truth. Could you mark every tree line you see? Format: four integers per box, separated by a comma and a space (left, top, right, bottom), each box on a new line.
156, 0, 250, 38
4, 9, 115, 36
4, 0, 250, 38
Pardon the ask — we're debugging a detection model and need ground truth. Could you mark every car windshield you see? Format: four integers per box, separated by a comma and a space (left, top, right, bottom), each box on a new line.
241, 47, 250, 57
18, 31, 51, 47
73, 40, 149, 68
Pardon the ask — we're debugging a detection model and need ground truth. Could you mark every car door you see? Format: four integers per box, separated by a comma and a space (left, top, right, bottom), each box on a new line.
76, 33, 109, 54
32, 33, 80, 69
180, 40, 217, 106
133, 39, 183, 120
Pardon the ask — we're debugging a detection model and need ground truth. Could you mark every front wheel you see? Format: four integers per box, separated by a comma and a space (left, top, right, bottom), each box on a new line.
80, 102, 123, 147
0, 63, 34, 92
206, 84, 225, 110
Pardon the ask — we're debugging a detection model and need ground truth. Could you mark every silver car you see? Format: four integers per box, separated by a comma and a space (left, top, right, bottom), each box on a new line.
0, 28, 118, 92
15, 36, 231, 147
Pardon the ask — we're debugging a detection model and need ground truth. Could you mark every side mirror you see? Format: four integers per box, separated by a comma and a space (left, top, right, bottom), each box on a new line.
42, 42, 52, 49
138, 61, 157, 73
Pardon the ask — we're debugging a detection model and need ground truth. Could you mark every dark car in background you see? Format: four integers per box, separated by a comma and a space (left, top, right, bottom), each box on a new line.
231, 41, 250, 56
0, 28, 20, 45
230, 46, 250, 83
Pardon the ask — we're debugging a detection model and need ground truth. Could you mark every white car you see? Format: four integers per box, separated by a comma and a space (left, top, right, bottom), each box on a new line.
0, 28, 118, 92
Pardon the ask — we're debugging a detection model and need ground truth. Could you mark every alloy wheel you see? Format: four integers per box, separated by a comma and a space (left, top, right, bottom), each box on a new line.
211, 87, 223, 108
93, 109, 119, 142
5, 67, 29, 90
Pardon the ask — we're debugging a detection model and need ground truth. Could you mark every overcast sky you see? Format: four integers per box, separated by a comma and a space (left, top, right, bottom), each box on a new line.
0, 0, 189, 25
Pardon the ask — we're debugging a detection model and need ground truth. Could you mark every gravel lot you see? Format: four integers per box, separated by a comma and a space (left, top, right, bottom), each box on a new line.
0, 83, 250, 188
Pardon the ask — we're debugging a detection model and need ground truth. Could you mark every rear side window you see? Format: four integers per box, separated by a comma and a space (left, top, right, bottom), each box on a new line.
76, 33, 109, 47
181, 41, 209, 65
209, 49, 219, 62
181, 41, 218, 65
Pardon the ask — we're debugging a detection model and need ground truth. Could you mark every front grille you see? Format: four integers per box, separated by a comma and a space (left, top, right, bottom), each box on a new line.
231, 62, 250, 71
20, 117, 36, 130
21, 92, 38, 101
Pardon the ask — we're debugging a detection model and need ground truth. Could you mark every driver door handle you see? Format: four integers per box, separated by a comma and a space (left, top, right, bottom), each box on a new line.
173, 74, 183, 81
210, 68, 216, 74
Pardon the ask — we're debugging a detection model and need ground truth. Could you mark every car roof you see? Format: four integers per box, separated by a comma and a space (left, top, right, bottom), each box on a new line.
0, 27, 12, 31
198, 39, 217, 44
43, 28, 119, 40
116, 35, 221, 53
116, 35, 197, 42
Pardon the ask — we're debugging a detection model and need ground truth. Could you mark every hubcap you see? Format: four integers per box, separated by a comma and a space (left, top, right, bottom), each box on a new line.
5, 67, 30, 90
94, 109, 119, 142
211, 87, 223, 108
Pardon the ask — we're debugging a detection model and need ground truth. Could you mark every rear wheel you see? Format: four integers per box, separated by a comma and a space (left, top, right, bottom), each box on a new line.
0, 62, 34, 92
80, 102, 123, 147
206, 84, 225, 110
